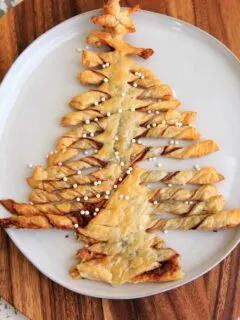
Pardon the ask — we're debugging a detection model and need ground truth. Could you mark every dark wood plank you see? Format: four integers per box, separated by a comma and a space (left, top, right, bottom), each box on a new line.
0, 0, 239, 319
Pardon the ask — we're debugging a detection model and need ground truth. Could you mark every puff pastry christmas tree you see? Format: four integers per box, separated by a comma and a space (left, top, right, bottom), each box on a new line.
1, 0, 240, 285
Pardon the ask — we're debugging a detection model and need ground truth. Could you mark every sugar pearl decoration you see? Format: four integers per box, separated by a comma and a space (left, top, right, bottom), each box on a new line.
120, 162, 125, 167
115, 137, 119, 141
77, 170, 82, 175
63, 177, 68, 182
58, 162, 62, 166
156, 163, 162, 168
95, 208, 100, 212
168, 184, 173, 187
131, 138, 136, 143
90, 133, 94, 137
147, 124, 151, 129
131, 108, 135, 111
101, 97, 106, 102
76, 197, 81, 202
85, 210, 90, 215
73, 183, 78, 189
194, 164, 201, 171
93, 212, 97, 216
83, 133, 87, 138
97, 180, 102, 185
80, 210, 85, 215
85, 119, 90, 124
147, 110, 152, 114
155, 111, 160, 114
118, 108, 123, 113
94, 117, 99, 122
189, 201, 194, 205
84, 196, 89, 201
134, 71, 139, 76
103, 77, 109, 83
185, 201, 189, 205
153, 200, 158, 205
163, 230, 168, 234
74, 223, 79, 228
105, 195, 109, 199
84, 150, 88, 155
125, 195, 130, 200
85, 45, 90, 49
94, 181, 98, 186
94, 101, 98, 106
107, 112, 111, 117
119, 178, 123, 182
152, 123, 157, 127
96, 193, 101, 198
162, 120, 166, 125
140, 75, 145, 79
105, 62, 110, 67
170, 140, 175, 145
113, 185, 118, 189
138, 139, 142, 144
106, 190, 110, 195
120, 195, 124, 199
133, 82, 138, 88
175, 140, 179, 145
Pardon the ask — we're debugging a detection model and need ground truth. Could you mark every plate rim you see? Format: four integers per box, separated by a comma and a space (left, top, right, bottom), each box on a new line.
0, 9, 240, 299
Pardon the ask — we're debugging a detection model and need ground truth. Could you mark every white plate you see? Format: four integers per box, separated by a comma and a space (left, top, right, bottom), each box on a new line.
0, 9, 240, 299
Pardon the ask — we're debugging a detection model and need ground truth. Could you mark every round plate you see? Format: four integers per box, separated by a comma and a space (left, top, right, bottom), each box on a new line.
0, 9, 239, 299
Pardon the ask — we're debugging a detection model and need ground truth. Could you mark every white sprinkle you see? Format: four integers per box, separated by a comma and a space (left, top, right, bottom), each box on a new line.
119, 178, 123, 182
103, 77, 109, 83
185, 201, 189, 205
102, 63, 106, 68
156, 163, 162, 168
134, 71, 139, 76
105, 62, 110, 67
140, 75, 145, 79
129, 167, 133, 171
85, 119, 90, 124
120, 162, 125, 167
27, 164, 33, 168
94, 181, 98, 186
77, 170, 82, 175
147, 124, 151, 129
147, 184, 151, 188
106, 190, 110, 195
152, 123, 157, 127
76, 197, 81, 202
96, 193, 101, 198
73, 183, 78, 188
138, 139, 142, 144
84, 196, 89, 201
131, 138, 136, 143
115, 151, 119, 155
118, 108, 123, 113
90, 132, 94, 137
76, 48, 82, 53
147, 110, 152, 114
101, 97, 106, 102
115, 137, 119, 141
115, 155, 120, 160
84, 150, 88, 155
121, 92, 125, 97
125, 195, 130, 200
133, 82, 138, 88
85, 45, 90, 49
85, 210, 90, 215
82, 133, 87, 138
153, 200, 158, 205
58, 162, 62, 166
94, 101, 98, 106
168, 184, 173, 187
74, 223, 79, 228
189, 201, 194, 205
178, 122, 182, 127
106, 112, 111, 117
126, 170, 131, 174
105, 195, 109, 199
120, 195, 124, 199
131, 107, 135, 111
162, 120, 166, 125
80, 210, 85, 215
93, 212, 97, 216
85, 244, 89, 247
194, 164, 201, 171
94, 117, 99, 122
174, 140, 179, 145
170, 140, 175, 145
63, 177, 68, 182
113, 184, 118, 189
155, 110, 160, 114
163, 230, 168, 234
189, 123, 193, 127
95, 208, 100, 212
97, 180, 102, 185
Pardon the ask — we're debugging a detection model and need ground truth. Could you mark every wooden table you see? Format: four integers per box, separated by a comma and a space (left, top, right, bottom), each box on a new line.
0, 1, 240, 319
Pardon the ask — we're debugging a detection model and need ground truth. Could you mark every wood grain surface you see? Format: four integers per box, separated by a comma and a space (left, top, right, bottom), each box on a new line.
0, 1, 240, 319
